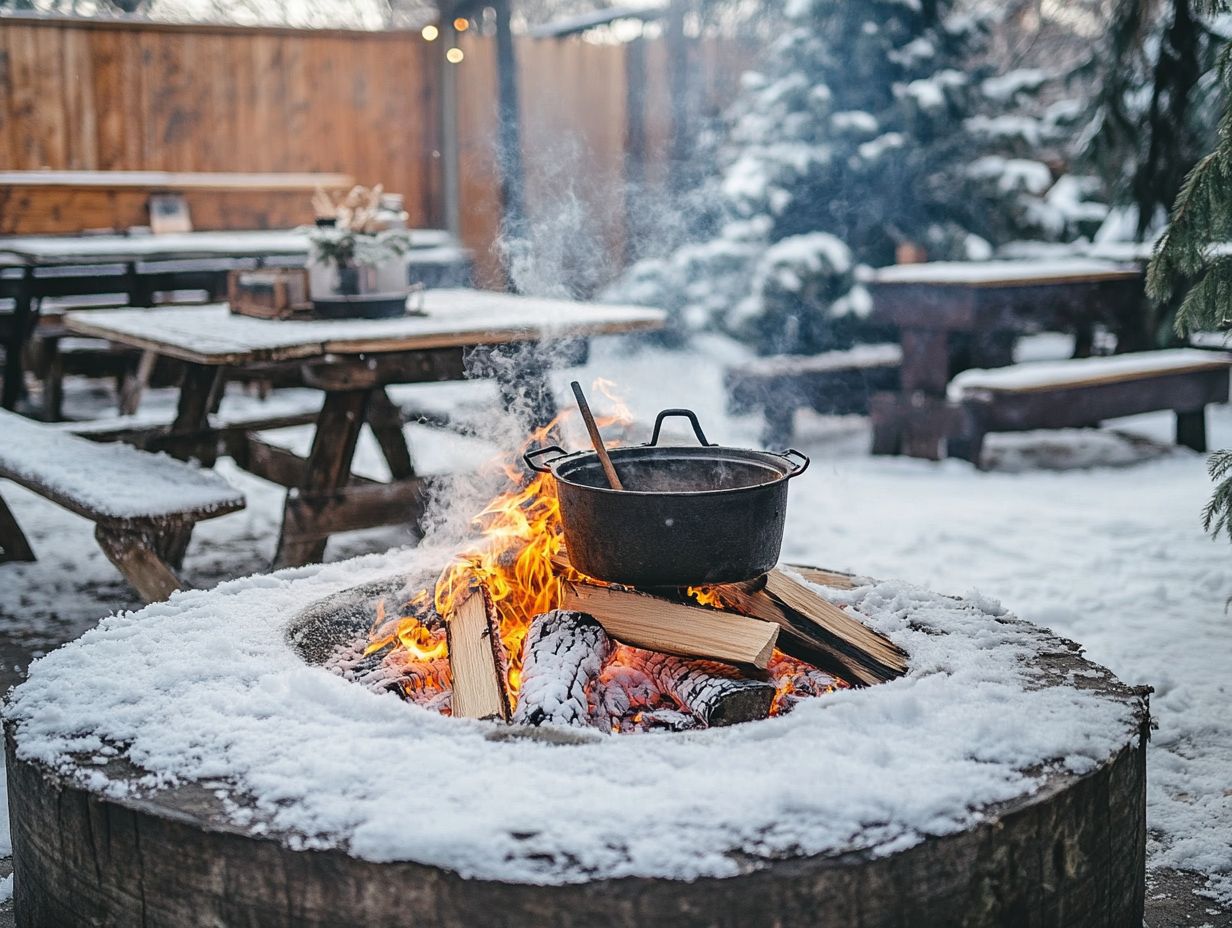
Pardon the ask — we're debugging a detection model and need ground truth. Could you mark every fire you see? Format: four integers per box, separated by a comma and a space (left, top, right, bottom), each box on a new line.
357, 380, 849, 726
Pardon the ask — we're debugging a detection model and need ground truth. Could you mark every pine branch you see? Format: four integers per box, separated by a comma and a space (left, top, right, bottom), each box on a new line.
1172, 252, 1232, 333
1202, 450, 1232, 539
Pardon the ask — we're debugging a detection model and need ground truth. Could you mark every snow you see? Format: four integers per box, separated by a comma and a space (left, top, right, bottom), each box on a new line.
950, 349, 1232, 396
968, 156, 1053, 195
1, 336, 1231, 900
0, 410, 243, 520
866, 258, 1137, 285
4, 550, 1139, 884
65, 292, 665, 363
981, 69, 1049, 102
896, 70, 966, 110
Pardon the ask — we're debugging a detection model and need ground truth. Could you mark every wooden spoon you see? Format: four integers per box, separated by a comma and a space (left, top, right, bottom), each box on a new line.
570, 380, 624, 491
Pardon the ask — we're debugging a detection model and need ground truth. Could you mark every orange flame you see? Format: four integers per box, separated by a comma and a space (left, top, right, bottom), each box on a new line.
363, 384, 847, 720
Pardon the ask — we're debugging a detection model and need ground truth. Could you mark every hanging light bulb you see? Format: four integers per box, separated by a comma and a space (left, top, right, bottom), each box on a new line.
446, 47, 465, 64
421, 24, 439, 40
453, 17, 470, 31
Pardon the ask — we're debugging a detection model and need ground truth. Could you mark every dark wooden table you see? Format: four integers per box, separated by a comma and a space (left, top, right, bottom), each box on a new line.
866, 259, 1146, 459
65, 292, 664, 567
0, 229, 470, 410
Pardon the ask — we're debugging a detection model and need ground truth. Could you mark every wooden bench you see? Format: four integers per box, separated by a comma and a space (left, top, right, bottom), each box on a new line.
0, 410, 245, 601
724, 344, 902, 445
948, 349, 1232, 466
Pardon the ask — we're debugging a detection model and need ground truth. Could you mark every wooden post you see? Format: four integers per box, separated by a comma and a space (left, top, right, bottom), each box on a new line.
1176, 408, 1207, 452
623, 36, 647, 265
666, 0, 691, 196
494, 0, 526, 280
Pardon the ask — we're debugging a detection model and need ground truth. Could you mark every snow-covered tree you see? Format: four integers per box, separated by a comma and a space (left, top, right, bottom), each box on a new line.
1147, 0, 1232, 540
608, 0, 1091, 354
1079, 0, 1226, 242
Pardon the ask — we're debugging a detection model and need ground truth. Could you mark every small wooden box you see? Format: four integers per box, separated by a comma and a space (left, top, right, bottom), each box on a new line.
227, 268, 311, 320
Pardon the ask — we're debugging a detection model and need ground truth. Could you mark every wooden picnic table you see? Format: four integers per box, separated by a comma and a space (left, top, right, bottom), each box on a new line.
0, 229, 470, 410
63, 291, 665, 568
865, 259, 1146, 459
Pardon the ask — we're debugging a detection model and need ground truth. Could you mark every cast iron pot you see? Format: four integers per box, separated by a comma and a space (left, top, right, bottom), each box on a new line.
524, 409, 809, 587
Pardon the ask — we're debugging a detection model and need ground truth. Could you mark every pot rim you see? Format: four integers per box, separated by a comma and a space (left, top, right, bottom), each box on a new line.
531, 444, 809, 499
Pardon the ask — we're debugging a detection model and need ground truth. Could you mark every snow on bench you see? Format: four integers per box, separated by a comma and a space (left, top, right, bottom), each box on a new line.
949, 348, 1232, 397
0, 410, 245, 602
725, 344, 902, 445
945, 349, 1232, 466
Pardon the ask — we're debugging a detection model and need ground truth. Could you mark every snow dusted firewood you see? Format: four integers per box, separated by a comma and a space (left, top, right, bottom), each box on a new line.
613, 646, 775, 727
513, 611, 613, 728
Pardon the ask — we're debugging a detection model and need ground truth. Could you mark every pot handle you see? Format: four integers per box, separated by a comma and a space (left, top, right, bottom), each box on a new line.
781, 448, 810, 477
523, 445, 569, 474
648, 408, 713, 447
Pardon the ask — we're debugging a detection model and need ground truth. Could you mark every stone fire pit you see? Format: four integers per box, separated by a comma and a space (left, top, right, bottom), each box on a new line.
4, 547, 1148, 927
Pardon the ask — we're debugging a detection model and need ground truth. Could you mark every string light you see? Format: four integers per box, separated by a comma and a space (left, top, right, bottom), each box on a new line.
446, 47, 465, 64
421, 24, 439, 40
453, 17, 470, 31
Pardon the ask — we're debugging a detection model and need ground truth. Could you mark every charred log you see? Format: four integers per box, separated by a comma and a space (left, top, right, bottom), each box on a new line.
513, 611, 613, 728
610, 645, 775, 727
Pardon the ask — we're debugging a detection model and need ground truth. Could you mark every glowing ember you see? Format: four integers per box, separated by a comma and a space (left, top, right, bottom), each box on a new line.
350, 383, 851, 730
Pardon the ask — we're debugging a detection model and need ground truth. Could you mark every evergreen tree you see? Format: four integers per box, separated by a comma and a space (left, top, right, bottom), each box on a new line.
1147, 0, 1232, 540
608, 0, 1087, 354
1080, 0, 1223, 240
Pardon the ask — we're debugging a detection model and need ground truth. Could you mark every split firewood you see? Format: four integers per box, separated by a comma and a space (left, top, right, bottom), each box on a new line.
784, 564, 859, 591
708, 574, 905, 687
444, 584, 510, 721
513, 611, 613, 728
765, 568, 907, 677
561, 579, 778, 669
611, 645, 775, 727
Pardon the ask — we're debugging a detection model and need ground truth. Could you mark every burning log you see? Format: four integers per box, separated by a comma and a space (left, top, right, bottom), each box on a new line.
445, 585, 510, 721
561, 579, 778, 670
513, 611, 613, 728
627, 647, 776, 727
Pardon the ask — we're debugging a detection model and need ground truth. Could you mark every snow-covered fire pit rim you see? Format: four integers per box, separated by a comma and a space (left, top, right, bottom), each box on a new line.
4, 546, 1148, 887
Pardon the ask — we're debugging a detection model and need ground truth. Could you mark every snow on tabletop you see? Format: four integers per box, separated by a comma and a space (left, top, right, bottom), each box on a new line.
865, 258, 1138, 286
5, 546, 1140, 885
950, 349, 1232, 397
64, 292, 665, 360
0, 412, 243, 520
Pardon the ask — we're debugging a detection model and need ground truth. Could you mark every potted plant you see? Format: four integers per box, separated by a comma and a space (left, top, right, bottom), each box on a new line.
304, 185, 415, 318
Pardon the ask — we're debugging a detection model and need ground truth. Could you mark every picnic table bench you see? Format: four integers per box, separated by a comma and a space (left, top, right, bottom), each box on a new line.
62, 291, 665, 569
866, 259, 1147, 459
947, 349, 1232, 466
0, 409, 245, 602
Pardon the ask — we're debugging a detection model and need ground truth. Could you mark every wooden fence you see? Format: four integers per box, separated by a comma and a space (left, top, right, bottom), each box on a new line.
0, 14, 756, 287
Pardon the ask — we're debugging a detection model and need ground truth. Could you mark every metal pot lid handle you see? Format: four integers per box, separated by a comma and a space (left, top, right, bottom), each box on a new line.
780, 448, 810, 477
647, 408, 714, 447
523, 445, 570, 473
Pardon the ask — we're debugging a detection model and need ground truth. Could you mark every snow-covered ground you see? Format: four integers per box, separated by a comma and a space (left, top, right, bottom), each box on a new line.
1, 335, 1230, 907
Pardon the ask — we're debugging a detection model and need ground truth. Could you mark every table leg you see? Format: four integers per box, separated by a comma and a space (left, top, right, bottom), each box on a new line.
368, 388, 417, 480
274, 388, 373, 568
2, 269, 35, 411
892, 328, 954, 461
169, 364, 224, 465
0, 491, 35, 562
119, 350, 158, 417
